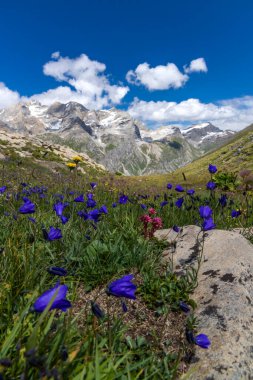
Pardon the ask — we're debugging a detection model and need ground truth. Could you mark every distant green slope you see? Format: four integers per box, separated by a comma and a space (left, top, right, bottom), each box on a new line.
118, 124, 253, 191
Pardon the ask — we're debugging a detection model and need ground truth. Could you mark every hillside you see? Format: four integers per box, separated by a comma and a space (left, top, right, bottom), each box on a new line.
118, 123, 253, 191
0, 129, 107, 180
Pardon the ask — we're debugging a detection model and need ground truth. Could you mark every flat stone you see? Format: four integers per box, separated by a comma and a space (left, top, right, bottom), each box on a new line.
155, 226, 253, 380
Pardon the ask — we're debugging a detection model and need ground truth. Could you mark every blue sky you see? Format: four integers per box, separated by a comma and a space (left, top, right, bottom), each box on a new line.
0, 0, 253, 130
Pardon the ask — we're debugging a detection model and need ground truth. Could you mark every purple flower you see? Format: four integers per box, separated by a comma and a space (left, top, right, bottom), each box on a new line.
167, 183, 173, 190
231, 209, 241, 218
121, 300, 128, 313
206, 181, 216, 190
43, 226, 62, 241
90, 182, 97, 189
119, 195, 128, 204
173, 225, 180, 233
74, 194, 84, 202
199, 206, 212, 219
112, 202, 117, 208
86, 198, 97, 208
28, 217, 36, 223
48, 267, 67, 276
60, 215, 69, 224
179, 301, 190, 313
175, 197, 184, 208
91, 301, 105, 319
83, 209, 101, 223
202, 217, 216, 231
187, 189, 195, 195
53, 202, 68, 217
175, 185, 184, 192
140, 204, 147, 209
33, 283, 71, 313
160, 201, 168, 208
186, 330, 211, 349
99, 205, 108, 214
219, 194, 227, 207
107, 274, 137, 300
19, 199, 36, 214
208, 164, 217, 174
0, 186, 7, 194
194, 334, 211, 349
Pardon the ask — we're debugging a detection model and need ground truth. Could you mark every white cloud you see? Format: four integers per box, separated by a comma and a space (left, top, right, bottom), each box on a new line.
0, 82, 20, 109
51, 51, 60, 59
126, 62, 188, 90
184, 58, 208, 74
128, 97, 253, 131
31, 53, 129, 109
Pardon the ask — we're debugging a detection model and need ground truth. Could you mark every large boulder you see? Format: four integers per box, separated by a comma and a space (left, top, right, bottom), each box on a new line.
155, 226, 253, 380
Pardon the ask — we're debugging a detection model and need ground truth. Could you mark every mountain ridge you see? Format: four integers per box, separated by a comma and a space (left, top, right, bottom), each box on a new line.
0, 100, 236, 175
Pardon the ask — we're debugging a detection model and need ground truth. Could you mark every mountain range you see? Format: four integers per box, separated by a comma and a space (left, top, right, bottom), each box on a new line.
0, 101, 236, 175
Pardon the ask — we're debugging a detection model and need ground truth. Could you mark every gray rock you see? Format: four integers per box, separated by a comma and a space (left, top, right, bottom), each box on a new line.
155, 226, 253, 380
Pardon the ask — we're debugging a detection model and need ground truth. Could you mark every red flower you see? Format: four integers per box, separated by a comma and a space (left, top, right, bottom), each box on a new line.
148, 208, 157, 215
152, 217, 163, 230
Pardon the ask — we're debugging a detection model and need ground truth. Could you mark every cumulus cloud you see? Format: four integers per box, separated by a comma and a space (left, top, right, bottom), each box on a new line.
184, 58, 208, 74
32, 53, 129, 109
126, 62, 188, 90
128, 97, 253, 131
0, 82, 20, 109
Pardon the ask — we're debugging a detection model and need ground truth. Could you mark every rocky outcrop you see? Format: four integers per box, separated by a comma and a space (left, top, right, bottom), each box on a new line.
0, 130, 106, 174
155, 226, 253, 380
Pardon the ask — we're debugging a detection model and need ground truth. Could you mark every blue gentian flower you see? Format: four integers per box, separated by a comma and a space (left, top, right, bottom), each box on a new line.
167, 183, 173, 190
160, 201, 168, 208
53, 202, 68, 217
187, 189, 195, 195
33, 283, 71, 313
219, 194, 227, 207
19, 199, 36, 214
199, 206, 212, 219
74, 194, 84, 202
90, 182, 97, 189
231, 209, 241, 218
83, 209, 101, 223
194, 334, 211, 349
99, 205, 108, 214
112, 202, 117, 208
107, 274, 137, 300
28, 217, 36, 223
0, 186, 7, 194
202, 217, 216, 231
91, 301, 105, 319
175, 197, 184, 208
48, 267, 67, 276
208, 164, 217, 174
173, 225, 180, 233
60, 216, 69, 224
119, 195, 128, 204
86, 198, 97, 208
175, 185, 184, 192
206, 181, 216, 190
140, 204, 147, 209
179, 301, 190, 313
43, 226, 62, 241
121, 300, 128, 312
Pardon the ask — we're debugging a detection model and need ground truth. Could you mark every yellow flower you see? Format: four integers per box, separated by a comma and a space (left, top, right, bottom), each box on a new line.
72, 155, 82, 163
66, 162, 77, 170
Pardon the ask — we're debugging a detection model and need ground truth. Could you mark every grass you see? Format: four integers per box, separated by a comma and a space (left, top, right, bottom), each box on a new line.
0, 159, 253, 379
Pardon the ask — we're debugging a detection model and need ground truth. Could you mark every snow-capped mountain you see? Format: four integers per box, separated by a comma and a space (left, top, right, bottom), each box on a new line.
182, 122, 236, 151
0, 101, 236, 175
